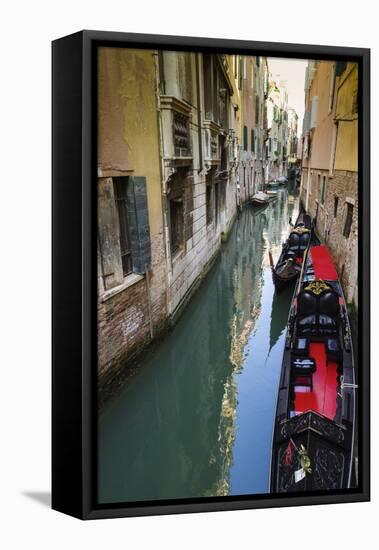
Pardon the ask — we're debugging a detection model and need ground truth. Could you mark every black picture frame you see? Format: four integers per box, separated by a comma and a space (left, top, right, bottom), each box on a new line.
52, 30, 370, 520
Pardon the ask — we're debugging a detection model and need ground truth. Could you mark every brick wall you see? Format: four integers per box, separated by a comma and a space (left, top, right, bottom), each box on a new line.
300, 168, 358, 307
98, 221, 168, 389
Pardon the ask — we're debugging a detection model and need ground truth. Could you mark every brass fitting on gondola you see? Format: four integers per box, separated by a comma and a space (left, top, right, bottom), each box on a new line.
299, 444, 312, 474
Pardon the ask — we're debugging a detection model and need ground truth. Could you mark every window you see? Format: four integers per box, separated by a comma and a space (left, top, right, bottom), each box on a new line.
113, 178, 133, 276
328, 63, 336, 113
343, 203, 354, 238
203, 53, 230, 126
170, 198, 184, 254
251, 129, 255, 152
321, 176, 327, 205
238, 56, 243, 90
335, 61, 347, 77
215, 182, 220, 222
203, 54, 212, 120
243, 125, 248, 151
256, 56, 260, 67
206, 178, 213, 225
255, 95, 259, 125
310, 96, 318, 129
334, 195, 339, 217
220, 135, 227, 171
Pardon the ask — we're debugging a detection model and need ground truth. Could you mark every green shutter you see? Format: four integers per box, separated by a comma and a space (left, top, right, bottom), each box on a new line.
126, 176, 151, 273
243, 126, 248, 151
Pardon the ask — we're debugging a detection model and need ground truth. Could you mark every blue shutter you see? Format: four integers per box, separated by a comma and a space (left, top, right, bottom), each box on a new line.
126, 176, 151, 273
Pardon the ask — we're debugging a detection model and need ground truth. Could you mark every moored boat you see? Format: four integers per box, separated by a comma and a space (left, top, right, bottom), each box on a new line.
277, 176, 288, 186
269, 212, 313, 292
270, 243, 356, 493
251, 191, 270, 206
267, 180, 280, 189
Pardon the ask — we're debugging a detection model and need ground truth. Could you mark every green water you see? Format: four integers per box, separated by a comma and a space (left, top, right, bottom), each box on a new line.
98, 184, 299, 503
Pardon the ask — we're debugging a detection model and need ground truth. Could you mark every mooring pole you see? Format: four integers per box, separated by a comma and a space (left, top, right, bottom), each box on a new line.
268, 251, 274, 271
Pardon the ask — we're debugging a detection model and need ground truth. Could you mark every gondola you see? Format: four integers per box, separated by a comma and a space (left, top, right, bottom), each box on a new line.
269, 212, 313, 292
270, 243, 356, 493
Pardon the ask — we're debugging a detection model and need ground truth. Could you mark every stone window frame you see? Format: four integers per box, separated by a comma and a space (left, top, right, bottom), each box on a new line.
159, 95, 193, 163
100, 273, 145, 303
343, 200, 354, 239
169, 196, 184, 257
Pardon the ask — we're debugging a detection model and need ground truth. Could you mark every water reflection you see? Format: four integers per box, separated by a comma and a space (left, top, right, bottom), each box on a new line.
98, 184, 299, 503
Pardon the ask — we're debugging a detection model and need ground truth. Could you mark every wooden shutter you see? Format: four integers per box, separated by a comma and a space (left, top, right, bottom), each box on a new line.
97, 178, 124, 290
126, 176, 151, 273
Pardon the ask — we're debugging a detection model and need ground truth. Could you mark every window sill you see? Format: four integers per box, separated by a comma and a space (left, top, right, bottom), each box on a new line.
100, 273, 144, 303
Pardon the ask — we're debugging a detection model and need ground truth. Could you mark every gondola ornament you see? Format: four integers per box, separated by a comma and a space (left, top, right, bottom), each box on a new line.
303, 279, 330, 295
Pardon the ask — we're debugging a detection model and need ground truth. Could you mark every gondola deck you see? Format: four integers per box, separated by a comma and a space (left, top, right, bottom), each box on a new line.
270, 212, 313, 292
270, 241, 357, 493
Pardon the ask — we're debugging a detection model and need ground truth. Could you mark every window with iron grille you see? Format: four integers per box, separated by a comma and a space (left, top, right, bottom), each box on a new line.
113, 177, 133, 276
343, 203, 354, 238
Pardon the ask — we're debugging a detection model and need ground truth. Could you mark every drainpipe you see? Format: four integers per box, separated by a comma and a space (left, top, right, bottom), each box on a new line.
153, 51, 171, 320
195, 52, 203, 172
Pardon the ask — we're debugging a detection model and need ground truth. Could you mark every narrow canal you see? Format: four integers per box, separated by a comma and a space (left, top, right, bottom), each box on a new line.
98, 182, 300, 504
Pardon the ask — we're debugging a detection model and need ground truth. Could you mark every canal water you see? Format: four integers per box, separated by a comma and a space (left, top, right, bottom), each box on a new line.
98, 183, 300, 504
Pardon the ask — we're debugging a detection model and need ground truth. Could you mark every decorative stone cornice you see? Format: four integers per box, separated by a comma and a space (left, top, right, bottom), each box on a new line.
160, 95, 192, 117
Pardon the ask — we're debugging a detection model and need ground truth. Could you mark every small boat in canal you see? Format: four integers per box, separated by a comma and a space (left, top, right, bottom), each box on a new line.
251, 191, 271, 206
270, 243, 356, 493
269, 212, 313, 292
277, 176, 288, 186
267, 180, 280, 189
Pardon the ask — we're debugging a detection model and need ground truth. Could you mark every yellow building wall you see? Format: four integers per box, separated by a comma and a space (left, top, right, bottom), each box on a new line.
308, 61, 335, 170
98, 47, 163, 236
334, 64, 358, 172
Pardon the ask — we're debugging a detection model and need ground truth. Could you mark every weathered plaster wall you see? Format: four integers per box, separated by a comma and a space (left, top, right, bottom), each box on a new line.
97, 48, 168, 387
307, 61, 335, 171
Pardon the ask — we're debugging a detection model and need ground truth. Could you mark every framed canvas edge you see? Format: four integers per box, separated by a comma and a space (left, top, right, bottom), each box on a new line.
52, 30, 370, 521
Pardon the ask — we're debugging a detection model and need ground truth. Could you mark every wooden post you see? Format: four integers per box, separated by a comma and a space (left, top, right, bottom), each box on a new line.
269, 251, 274, 271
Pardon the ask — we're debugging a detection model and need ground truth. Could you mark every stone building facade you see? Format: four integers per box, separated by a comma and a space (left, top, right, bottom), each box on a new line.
97, 48, 248, 389
287, 107, 299, 167
265, 80, 289, 182
97, 48, 169, 387
300, 61, 358, 308
239, 56, 269, 202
